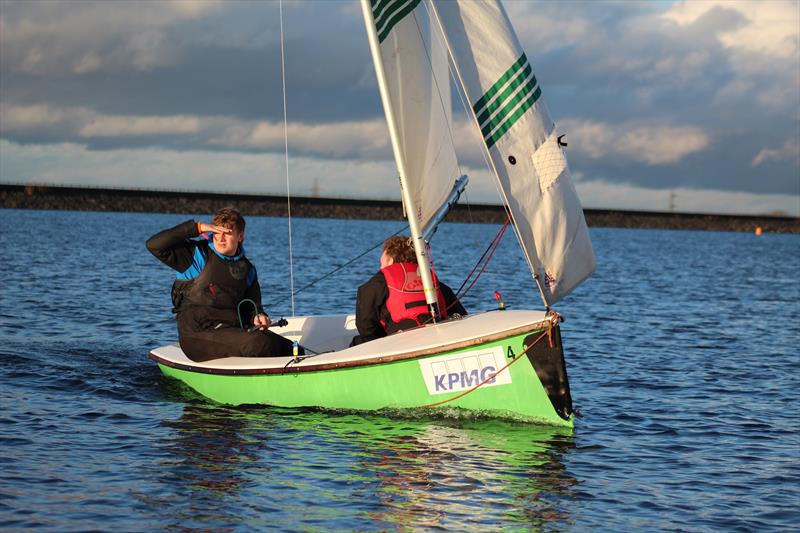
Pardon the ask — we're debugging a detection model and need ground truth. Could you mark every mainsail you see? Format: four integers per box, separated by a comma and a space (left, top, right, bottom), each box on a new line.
364, 0, 595, 307
366, 0, 460, 234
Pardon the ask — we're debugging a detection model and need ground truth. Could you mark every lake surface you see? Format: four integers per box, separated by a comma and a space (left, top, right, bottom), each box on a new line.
1, 208, 798, 531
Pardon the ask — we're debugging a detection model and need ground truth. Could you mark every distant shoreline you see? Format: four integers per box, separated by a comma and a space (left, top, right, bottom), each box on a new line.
2, 183, 798, 233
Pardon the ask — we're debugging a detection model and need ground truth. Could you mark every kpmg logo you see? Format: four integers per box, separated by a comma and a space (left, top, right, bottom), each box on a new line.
419, 347, 512, 395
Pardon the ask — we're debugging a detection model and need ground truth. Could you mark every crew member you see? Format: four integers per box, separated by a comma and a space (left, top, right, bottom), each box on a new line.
146, 207, 296, 361
351, 236, 466, 346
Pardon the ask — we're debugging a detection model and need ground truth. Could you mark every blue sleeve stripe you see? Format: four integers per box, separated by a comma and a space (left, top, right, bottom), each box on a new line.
177, 246, 207, 280
246, 265, 257, 286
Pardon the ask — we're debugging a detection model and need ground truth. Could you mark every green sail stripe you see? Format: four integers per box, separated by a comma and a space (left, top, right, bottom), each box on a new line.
472, 54, 528, 115
373, 0, 406, 30
484, 86, 542, 149
475, 64, 534, 127
480, 78, 537, 139
376, 0, 421, 43
371, 0, 399, 24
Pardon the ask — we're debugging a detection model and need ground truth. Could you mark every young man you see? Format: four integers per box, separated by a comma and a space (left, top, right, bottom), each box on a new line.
351, 236, 466, 346
146, 207, 295, 362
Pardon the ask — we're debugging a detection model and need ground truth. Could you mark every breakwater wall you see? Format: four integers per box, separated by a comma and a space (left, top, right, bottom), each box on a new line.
2, 183, 798, 233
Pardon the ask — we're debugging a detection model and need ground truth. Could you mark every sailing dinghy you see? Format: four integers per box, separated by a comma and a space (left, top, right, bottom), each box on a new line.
149, 0, 595, 427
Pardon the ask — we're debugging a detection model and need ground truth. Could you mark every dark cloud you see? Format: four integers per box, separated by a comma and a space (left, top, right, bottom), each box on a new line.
0, 0, 797, 198
0, 1, 380, 122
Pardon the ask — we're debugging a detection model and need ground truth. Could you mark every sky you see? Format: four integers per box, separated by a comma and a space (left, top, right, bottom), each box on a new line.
1, 0, 798, 216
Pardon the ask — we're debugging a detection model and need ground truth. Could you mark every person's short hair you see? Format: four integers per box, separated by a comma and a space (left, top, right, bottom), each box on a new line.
213, 207, 246, 233
384, 235, 417, 263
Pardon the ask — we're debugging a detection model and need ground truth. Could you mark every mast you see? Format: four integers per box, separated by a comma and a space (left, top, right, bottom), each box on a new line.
360, 0, 441, 321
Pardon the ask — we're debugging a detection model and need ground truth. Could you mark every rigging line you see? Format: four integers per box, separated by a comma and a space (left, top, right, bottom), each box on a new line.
279, 0, 295, 317
427, 0, 543, 305
455, 218, 509, 298
416, 218, 509, 328
264, 223, 409, 308
462, 189, 475, 226
456, 224, 505, 301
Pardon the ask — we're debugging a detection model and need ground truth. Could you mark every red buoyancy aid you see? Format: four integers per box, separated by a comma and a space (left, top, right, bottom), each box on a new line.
381, 262, 448, 328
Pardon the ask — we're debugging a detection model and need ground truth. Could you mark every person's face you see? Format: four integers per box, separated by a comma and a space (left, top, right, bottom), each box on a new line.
380, 250, 394, 269
214, 226, 243, 256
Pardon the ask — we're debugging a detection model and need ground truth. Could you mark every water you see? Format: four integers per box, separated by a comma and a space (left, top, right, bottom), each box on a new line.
1, 209, 798, 531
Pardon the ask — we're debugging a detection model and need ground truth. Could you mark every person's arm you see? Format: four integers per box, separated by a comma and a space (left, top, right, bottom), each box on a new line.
146, 219, 232, 273
145, 219, 201, 272
441, 282, 467, 316
352, 273, 388, 345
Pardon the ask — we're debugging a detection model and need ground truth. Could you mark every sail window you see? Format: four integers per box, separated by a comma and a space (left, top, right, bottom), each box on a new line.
531, 133, 567, 195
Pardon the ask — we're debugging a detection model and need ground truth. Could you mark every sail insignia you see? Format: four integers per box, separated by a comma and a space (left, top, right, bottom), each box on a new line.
472, 53, 542, 149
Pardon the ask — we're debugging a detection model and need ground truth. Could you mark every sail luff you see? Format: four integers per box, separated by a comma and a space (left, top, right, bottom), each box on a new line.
360, 0, 441, 318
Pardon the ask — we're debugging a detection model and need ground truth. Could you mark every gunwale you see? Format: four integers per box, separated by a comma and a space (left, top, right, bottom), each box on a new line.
149, 310, 553, 376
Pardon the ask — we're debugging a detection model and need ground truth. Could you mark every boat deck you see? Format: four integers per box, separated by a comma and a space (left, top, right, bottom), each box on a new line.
149, 309, 552, 373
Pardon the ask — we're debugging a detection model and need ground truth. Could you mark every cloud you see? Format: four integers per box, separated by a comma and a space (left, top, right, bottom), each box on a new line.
0, 139, 399, 200
662, 1, 799, 58
0, 0, 223, 75
0, 103, 391, 160
0, 0, 798, 212
560, 119, 710, 165
79, 115, 202, 137
752, 139, 800, 167
3, 139, 797, 216
212, 118, 390, 159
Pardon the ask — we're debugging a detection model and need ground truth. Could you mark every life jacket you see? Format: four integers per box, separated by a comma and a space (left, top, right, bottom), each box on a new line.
381, 262, 448, 331
171, 238, 257, 327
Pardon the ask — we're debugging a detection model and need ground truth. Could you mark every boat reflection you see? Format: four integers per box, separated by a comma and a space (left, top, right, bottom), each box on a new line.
158, 402, 275, 529
353, 415, 577, 529
155, 392, 577, 530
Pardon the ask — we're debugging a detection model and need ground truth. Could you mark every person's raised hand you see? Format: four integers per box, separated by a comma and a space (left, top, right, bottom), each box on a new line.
198, 223, 232, 235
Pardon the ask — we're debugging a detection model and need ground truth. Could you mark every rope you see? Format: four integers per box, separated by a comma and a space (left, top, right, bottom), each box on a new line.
415, 313, 559, 409
455, 218, 509, 299
264, 224, 408, 307
237, 298, 259, 330
409, 220, 508, 328
279, 0, 295, 317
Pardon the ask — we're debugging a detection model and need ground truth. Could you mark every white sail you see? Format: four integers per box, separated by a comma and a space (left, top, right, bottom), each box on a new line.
431, 0, 596, 306
365, 0, 460, 234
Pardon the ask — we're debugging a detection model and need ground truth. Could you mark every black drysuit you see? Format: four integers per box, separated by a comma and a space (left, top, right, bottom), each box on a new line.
146, 220, 294, 361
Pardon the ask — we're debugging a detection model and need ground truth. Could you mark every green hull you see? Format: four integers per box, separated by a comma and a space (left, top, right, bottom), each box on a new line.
155, 325, 573, 427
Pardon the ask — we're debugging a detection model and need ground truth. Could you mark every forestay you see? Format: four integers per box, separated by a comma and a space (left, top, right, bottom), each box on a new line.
432, 0, 595, 305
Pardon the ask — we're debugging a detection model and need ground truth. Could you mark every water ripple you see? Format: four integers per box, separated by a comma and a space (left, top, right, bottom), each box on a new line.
1, 213, 799, 530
